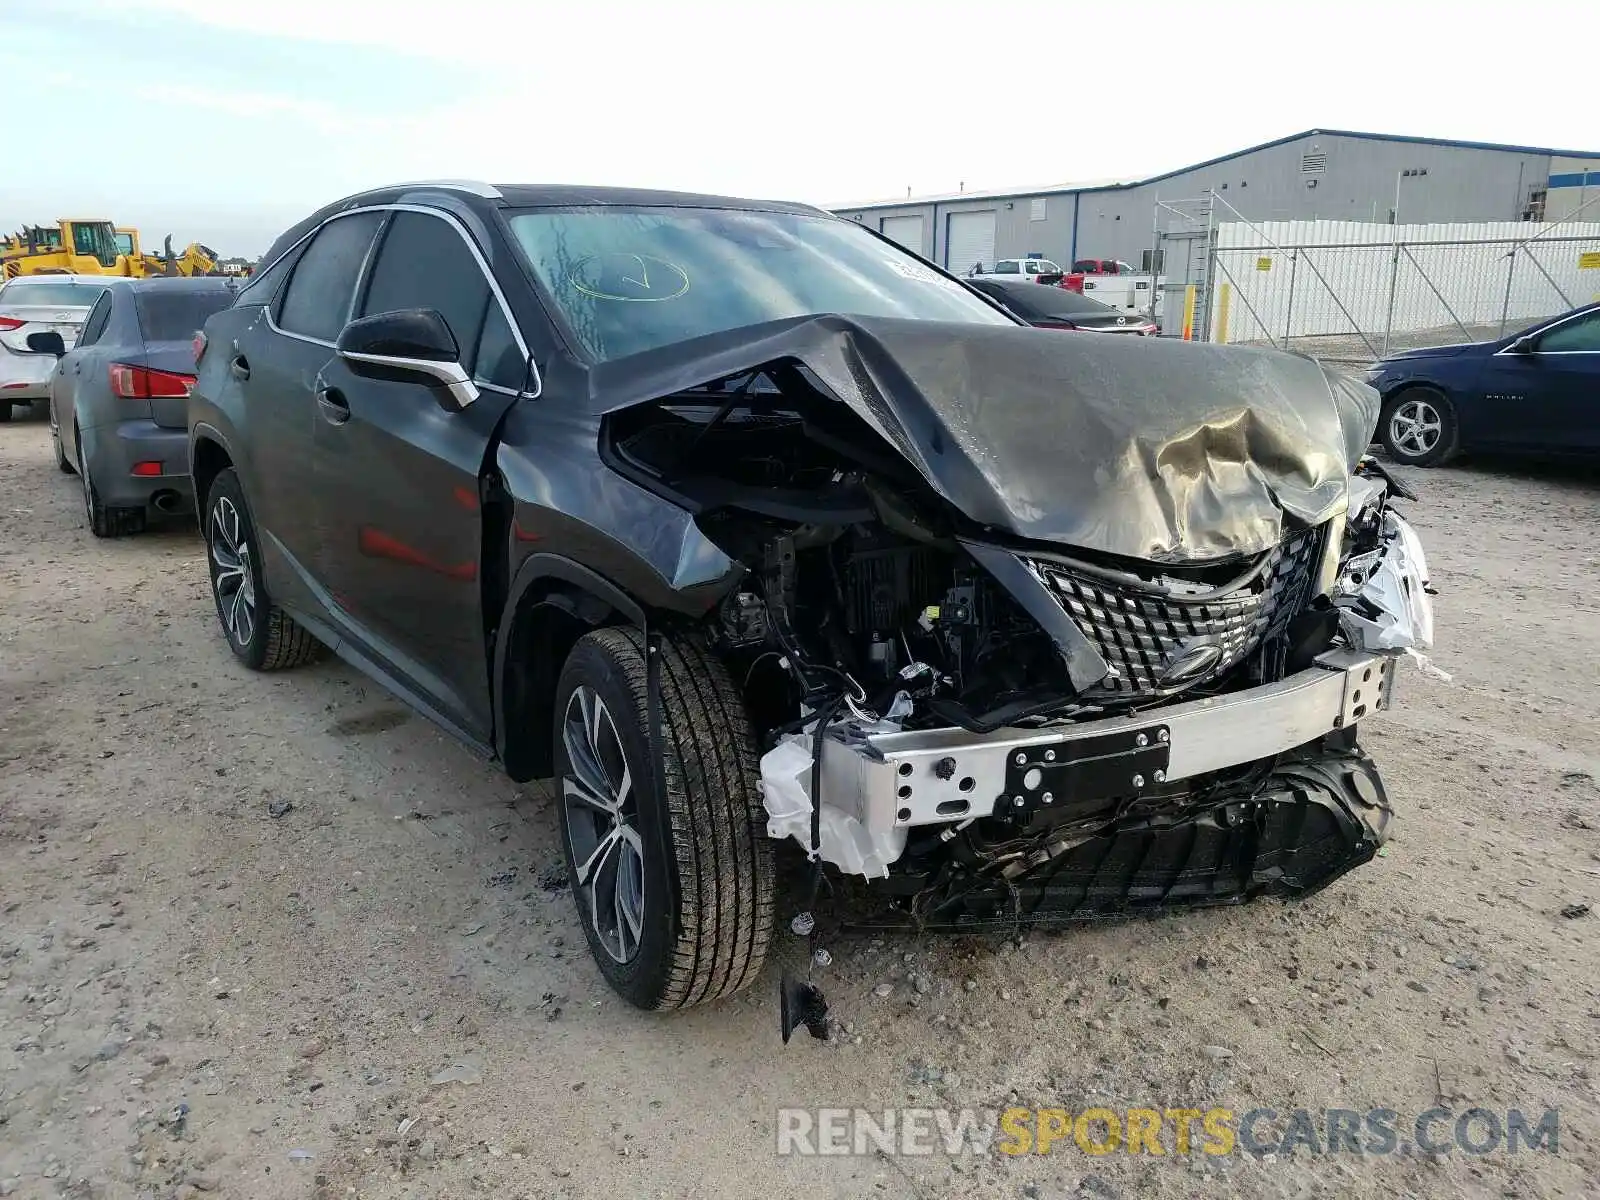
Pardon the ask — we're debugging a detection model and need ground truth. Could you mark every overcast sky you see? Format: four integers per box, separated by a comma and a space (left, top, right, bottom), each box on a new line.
3, 0, 1594, 256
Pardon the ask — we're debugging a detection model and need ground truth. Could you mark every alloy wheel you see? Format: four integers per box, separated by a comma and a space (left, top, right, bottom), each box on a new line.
1388, 397, 1442, 457
209, 495, 258, 648
561, 684, 646, 964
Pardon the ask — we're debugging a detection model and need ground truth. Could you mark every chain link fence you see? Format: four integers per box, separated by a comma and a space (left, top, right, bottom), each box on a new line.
1146, 189, 1600, 366
1199, 201, 1600, 367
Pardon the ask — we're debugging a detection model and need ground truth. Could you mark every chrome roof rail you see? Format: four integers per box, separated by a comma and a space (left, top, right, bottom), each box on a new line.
386, 179, 503, 199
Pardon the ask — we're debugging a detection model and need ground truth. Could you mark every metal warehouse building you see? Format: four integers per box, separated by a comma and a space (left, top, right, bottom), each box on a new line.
832, 129, 1600, 277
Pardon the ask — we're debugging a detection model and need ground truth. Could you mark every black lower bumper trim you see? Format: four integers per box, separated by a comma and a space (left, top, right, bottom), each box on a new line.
887, 746, 1391, 930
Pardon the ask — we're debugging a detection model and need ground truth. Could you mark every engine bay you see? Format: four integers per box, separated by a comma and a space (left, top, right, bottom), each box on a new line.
606, 365, 1350, 739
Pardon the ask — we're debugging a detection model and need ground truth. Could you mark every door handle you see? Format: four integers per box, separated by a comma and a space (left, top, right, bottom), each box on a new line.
316, 386, 350, 425
229, 355, 251, 381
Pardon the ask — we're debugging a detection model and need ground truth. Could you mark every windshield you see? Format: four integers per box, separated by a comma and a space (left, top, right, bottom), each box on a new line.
0, 281, 107, 308
505, 206, 1010, 362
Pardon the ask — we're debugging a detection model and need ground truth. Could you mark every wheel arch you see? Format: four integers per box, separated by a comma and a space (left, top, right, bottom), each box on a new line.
495, 554, 647, 782
189, 425, 235, 522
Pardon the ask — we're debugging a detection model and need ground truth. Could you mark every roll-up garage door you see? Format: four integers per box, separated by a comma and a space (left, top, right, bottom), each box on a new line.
879, 215, 926, 256
944, 210, 996, 275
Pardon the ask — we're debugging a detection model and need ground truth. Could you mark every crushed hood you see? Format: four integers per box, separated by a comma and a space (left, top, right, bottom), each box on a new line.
588, 314, 1379, 564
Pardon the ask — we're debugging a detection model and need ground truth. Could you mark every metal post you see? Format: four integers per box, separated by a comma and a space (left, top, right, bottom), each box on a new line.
1149, 195, 1161, 323
1283, 250, 1298, 349
1382, 236, 1402, 355
1200, 197, 1217, 340
1498, 247, 1517, 337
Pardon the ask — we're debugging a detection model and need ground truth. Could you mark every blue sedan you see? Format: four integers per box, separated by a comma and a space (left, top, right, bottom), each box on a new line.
1364, 302, 1600, 466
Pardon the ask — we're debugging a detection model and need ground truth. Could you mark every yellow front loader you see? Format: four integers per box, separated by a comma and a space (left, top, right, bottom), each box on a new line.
2, 220, 221, 279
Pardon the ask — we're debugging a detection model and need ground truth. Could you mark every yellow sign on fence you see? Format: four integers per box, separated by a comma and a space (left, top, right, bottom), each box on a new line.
1579, 251, 1600, 269
1255, 256, 1272, 272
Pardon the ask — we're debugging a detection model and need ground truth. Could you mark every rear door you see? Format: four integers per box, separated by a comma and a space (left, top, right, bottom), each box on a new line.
309, 207, 528, 742
243, 211, 386, 609
52, 289, 114, 460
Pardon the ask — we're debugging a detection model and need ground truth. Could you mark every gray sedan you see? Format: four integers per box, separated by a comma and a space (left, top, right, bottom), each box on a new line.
34, 277, 238, 537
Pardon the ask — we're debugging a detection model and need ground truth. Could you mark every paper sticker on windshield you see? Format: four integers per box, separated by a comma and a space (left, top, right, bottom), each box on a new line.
570, 253, 690, 302
884, 259, 945, 285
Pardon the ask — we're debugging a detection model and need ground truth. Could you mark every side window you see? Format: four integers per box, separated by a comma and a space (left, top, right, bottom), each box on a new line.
237, 239, 304, 306
994, 261, 1020, 275
473, 303, 527, 390
359, 211, 490, 371
1040, 261, 1061, 274
77, 293, 114, 347
1538, 311, 1600, 352
277, 212, 383, 341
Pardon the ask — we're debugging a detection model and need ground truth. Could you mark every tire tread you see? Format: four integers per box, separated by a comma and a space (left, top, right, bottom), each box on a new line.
581, 627, 773, 1010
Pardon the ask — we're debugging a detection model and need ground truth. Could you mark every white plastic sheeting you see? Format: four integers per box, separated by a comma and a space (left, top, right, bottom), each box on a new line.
1335, 509, 1449, 680
760, 734, 907, 879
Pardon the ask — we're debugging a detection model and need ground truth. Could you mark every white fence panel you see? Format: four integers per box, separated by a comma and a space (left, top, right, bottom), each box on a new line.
1209, 219, 1600, 355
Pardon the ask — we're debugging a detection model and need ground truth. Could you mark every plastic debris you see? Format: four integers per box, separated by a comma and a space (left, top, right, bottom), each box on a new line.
779, 973, 829, 1043
287, 1149, 314, 1162
429, 1058, 484, 1087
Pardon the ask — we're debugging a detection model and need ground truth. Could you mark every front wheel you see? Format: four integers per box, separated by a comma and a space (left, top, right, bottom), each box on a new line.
1380, 386, 1459, 467
553, 627, 774, 1010
203, 468, 321, 670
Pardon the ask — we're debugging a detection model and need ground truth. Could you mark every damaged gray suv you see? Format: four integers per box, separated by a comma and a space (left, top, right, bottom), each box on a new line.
187, 183, 1437, 1012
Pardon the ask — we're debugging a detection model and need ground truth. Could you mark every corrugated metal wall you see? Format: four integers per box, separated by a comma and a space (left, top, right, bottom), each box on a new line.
836, 134, 1560, 276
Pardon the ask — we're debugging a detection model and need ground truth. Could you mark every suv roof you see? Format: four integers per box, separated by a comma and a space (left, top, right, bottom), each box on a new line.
254, 182, 839, 280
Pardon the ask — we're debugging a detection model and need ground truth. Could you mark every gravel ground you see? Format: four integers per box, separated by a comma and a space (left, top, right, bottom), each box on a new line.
2, 413, 1598, 1200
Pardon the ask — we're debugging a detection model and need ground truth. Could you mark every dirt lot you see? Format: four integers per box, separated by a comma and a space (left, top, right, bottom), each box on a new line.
2, 413, 1598, 1200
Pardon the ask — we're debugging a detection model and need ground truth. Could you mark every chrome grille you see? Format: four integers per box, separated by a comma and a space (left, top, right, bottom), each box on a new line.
1030, 529, 1321, 697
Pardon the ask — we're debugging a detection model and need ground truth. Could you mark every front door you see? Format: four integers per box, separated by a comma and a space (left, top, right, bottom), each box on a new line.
1478, 309, 1600, 453
309, 209, 527, 743
244, 210, 386, 613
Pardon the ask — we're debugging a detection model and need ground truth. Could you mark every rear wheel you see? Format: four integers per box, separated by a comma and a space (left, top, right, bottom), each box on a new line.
1380, 386, 1459, 467
553, 627, 773, 1010
203, 468, 321, 670
78, 428, 144, 538
0, 401, 12, 424
52, 419, 73, 474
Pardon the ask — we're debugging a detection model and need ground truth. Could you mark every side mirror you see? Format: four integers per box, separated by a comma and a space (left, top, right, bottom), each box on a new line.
1508, 334, 1538, 355
25, 330, 66, 357
336, 308, 478, 411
